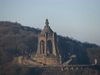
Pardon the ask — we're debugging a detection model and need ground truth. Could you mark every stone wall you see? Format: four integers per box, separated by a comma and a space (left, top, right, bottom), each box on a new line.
34, 57, 59, 65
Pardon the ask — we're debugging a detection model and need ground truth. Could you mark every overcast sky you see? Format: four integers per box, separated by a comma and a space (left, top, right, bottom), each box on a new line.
0, 0, 100, 45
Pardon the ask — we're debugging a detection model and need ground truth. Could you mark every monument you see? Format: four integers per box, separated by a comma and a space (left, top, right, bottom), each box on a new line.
34, 19, 61, 65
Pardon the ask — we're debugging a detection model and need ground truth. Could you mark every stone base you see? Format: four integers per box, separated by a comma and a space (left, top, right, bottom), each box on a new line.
33, 54, 60, 65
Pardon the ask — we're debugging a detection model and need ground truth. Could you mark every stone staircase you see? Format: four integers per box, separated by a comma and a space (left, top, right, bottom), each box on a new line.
18, 56, 45, 66
62, 59, 72, 66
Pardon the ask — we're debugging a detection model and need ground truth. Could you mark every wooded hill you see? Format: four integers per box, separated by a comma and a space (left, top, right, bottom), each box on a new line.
0, 21, 100, 75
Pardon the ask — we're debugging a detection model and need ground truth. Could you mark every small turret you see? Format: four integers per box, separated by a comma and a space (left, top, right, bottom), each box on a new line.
45, 19, 49, 26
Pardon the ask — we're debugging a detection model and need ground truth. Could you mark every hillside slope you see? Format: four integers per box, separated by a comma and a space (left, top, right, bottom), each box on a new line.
0, 21, 99, 64
0, 21, 100, 75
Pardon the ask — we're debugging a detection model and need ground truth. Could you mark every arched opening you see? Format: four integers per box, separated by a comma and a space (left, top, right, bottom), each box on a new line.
40, 40, 45, 54
47, 40, 52, 54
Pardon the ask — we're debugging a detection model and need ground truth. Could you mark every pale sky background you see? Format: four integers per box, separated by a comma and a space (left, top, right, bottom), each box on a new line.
0, 0, 100, 46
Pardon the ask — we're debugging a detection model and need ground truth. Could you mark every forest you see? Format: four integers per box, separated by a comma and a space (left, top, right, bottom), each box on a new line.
0, 21, 100, 75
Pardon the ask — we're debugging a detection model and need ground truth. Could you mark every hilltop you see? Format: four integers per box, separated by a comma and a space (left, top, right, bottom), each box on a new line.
0, 21, 100, 75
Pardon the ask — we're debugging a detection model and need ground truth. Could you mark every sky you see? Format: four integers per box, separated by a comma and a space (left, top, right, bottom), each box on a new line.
0, 0, 100, 45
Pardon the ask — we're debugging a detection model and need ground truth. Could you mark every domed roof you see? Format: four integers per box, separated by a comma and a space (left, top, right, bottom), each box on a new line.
41, 26, 53, 35
41, 19, 53, 35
